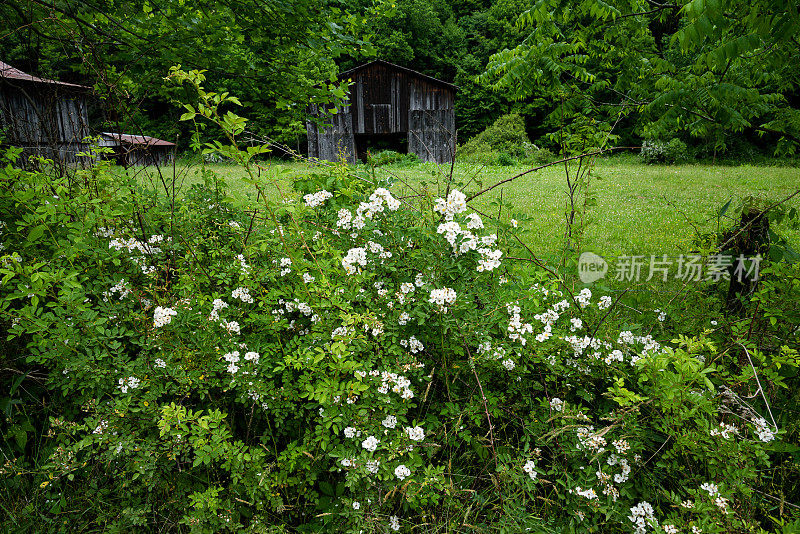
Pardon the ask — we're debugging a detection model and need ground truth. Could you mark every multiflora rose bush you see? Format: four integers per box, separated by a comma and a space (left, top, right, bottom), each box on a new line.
0, 77, 793, 533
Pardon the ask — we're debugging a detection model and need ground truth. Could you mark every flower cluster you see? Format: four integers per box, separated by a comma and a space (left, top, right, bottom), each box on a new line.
399, 335, 424, 354
753, 417, 776, 442
710, 422, 737, 439
523, 459, 537, 480
103, 279, 131, 301
429, 287, 456, 312
433, 190, 467, 221
507, 303, 533, 345
303, 190, 333, 207
231, 287, 253, 303
628, 501, 656, 534
153, 306, 177, 328
342, 247, 367, 275
118, 376, 141, 394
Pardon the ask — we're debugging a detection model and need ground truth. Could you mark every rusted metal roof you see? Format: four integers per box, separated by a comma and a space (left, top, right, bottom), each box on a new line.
338, 59, 457, 91
0, 61, 90, 90
101, 132, 176, 147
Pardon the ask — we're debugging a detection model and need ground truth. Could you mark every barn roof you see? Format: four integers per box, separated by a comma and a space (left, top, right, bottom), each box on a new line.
338, 59, 457, 91
101, 132, 176, 147
0, 61, 90, 90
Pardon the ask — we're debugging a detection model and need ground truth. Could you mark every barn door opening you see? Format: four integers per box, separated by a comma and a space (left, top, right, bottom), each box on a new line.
353, 133, 407, 162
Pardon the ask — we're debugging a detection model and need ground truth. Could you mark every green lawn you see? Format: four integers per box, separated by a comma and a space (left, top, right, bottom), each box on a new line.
131, 158, 800, 259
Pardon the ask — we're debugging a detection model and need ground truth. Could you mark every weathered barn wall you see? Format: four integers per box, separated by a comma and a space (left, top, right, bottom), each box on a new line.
0, 64, 91, 168
308, 60, 456, 164
307, 104, 356, 163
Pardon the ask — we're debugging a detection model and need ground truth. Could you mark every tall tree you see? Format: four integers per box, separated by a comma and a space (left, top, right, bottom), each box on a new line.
481, 0, 800, 154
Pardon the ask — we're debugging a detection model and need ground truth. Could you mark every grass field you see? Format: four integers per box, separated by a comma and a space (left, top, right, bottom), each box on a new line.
131, 157, 800, 260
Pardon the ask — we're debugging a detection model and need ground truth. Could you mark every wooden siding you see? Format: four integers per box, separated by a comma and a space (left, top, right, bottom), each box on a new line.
308, 61, 456, 164
0, 80, 90, 166
408, 109, 455, 165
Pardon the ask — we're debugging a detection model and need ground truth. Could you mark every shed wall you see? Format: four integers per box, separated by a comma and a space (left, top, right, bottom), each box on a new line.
0, 80, 90, 166
308, 62, 455, 164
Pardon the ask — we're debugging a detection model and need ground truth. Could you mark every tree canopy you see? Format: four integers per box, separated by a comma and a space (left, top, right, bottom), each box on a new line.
1, 0, 798, 156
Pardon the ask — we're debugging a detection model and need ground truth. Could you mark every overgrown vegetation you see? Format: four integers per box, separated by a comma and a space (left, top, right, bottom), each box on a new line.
2, 70, 800, 534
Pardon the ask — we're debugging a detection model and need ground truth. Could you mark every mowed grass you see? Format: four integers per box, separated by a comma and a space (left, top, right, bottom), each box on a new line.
132, 158, 800, 258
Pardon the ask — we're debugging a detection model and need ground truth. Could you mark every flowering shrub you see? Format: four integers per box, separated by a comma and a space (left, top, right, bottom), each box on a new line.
1, 73, 797, 532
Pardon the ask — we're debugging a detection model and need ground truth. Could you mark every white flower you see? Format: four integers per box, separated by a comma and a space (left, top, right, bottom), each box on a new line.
628, 501, 655, 534
236, 254, 250, 275
231, 287, 253, 303
382, 415, 397, 429
700, 482, 719, 496
466, 212, 483, 229
342, 247, 368, 275
477, 248, 502, 272
344, 427, 356, 438
153, 306, 177, 328
598, 295, 613, 310
366, 459, 380, 474
522, 459, 537, 479
220, 319, 240, 335
302, 272, 315, 283
404, 426, 425, 441
394, 464, 411, 481
351, 501, 360, 510
389, 516, 400, 531
154, 358, 166, 368
550, 398, 564, 412
398, 312, 410, 325
303, 190, 333, 207
429, 287, 457, 312
433, 190, 467, 220
362, 435, 379, 452
710, 422, 736, 439
753, 417, 776, 442
117, 376, 140, 394
405, 336, 424, 354
228, 221, 241, 228
501, 359, 515, 371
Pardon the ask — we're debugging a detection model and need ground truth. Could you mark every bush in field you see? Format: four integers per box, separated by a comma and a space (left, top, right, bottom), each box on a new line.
1, 70, 797, 533
460, 113, 530, 161
640, 138, 690, 164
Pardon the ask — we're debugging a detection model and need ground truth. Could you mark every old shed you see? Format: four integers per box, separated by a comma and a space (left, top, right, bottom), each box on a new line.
307, 60, 456, 164
0, 61, 91, 167
99, 132, 176, 167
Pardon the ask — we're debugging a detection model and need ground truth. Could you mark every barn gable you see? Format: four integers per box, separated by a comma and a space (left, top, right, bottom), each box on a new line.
307, 60, 456, 164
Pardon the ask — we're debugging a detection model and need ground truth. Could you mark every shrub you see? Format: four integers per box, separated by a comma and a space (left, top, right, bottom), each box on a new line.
640, 138, 689, 164
1, 70, 796, 533
496, 151, 515, 166
459, 113, 531, 162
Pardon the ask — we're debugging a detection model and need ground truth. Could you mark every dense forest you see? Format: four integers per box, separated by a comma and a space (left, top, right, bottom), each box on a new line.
1, 0, 799, 158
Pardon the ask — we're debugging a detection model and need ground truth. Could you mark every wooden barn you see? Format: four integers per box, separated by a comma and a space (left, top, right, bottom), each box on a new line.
0, 61, 91, 168
98, 132, 176, 167
307, 60, 456, 164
